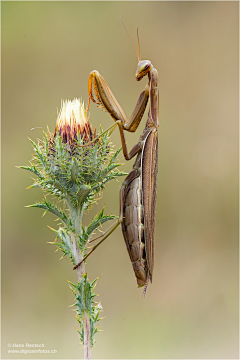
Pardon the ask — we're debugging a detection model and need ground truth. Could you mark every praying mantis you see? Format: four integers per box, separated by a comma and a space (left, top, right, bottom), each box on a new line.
74, 24, 159, 296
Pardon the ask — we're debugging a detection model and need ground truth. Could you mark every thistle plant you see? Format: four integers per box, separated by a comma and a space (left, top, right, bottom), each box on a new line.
19, 99, 124, 359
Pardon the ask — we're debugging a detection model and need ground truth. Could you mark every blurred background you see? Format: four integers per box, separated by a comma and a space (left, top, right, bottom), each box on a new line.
1, 2, 238, 359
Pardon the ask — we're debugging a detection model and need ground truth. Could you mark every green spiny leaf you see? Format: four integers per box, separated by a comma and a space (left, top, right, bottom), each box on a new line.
26, 199, 69, 224
29, 138, 46, 168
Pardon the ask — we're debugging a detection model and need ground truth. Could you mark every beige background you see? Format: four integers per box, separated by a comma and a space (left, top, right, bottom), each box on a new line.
2, 2, 238, 359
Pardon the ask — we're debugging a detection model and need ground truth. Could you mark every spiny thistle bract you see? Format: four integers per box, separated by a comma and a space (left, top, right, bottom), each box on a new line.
19, 98, 125, 349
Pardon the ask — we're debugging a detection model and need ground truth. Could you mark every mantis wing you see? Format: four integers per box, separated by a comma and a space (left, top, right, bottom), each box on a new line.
141, 128, 158, 282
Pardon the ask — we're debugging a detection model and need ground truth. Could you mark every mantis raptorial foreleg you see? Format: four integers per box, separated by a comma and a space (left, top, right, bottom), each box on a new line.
88, 71, 150, 132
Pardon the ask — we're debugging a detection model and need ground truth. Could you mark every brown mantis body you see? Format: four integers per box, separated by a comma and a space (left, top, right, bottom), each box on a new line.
74, 28, 159, 294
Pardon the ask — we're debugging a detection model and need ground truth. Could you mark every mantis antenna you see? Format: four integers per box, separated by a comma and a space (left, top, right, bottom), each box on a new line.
137, 27, 141, 62
119, 16, 140, 62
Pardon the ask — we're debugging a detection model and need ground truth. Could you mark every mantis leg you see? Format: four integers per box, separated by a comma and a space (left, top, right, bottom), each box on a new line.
78, 115, 149, 162
116, 118, 152, 160
88, 71, 149, 132
78, 121, 121, 147
73, 219, 122, 270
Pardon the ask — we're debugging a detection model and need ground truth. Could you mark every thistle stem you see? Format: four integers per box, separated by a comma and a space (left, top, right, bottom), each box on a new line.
72, 208, 91, 360
74, 235, 85, 282
76, 250, 91, 359
83, 311, 91, 359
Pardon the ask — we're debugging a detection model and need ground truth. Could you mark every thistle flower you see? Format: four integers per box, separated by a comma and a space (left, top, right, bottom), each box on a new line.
54, 99, 95, 144
19, 98, 125, 357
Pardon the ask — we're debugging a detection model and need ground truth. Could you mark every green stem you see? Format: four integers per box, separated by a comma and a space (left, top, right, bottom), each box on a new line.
70, 202, 91, 360
83, 311, 91, 359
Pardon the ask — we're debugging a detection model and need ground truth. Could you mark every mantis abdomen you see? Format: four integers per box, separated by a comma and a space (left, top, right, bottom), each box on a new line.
121, 154, 148, 287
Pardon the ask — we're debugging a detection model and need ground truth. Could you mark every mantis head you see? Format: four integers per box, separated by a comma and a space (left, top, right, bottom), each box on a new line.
135, 60, 152, 81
